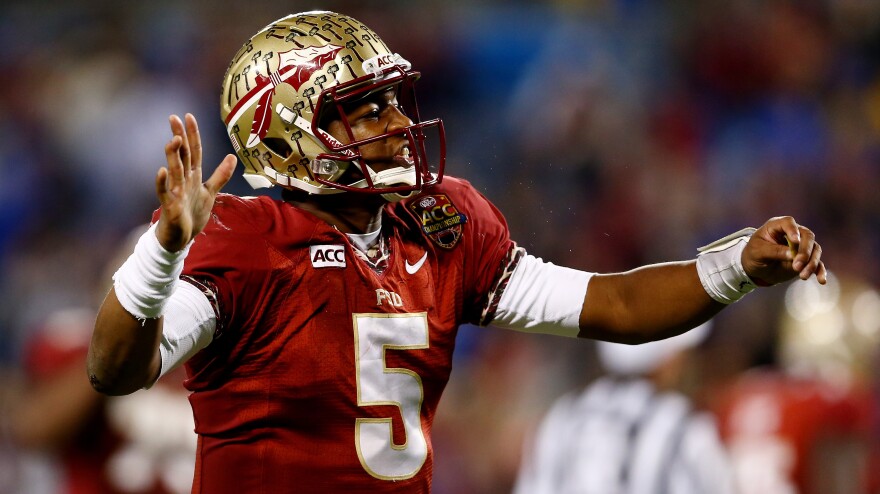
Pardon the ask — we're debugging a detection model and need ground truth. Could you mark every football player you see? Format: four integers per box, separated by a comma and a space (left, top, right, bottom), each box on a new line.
87, 11, 826, 493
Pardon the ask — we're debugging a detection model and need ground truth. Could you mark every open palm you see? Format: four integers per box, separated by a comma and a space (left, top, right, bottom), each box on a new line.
155, 114, 237, 252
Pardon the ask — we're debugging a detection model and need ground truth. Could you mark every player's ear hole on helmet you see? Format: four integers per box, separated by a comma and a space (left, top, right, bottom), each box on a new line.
263, 137, 293, 159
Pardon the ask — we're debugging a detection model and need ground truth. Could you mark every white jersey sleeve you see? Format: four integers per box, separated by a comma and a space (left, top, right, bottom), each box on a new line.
491, 253, 593, 337
151, 280, 217, 383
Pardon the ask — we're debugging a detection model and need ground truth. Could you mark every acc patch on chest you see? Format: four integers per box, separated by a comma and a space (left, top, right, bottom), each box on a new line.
408, 194, 468, 249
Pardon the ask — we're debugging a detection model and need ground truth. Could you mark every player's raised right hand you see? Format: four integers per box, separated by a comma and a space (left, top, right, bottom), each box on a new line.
155, 113, 237, 252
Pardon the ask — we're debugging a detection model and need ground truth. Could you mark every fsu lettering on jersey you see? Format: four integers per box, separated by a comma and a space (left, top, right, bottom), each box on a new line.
175, 177, 514, 493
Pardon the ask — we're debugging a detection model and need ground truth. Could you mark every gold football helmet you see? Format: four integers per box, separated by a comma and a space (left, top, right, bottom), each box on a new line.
220, 11, 445, 200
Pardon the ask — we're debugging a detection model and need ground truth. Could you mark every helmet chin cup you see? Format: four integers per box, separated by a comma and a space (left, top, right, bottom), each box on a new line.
347, 166, 419, 202
242, 173, 275, 189
379, 168, 419, 202
381, 189, 417, 203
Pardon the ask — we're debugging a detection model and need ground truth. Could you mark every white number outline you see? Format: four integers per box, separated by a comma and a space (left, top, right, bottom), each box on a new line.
353, 312, 429, 480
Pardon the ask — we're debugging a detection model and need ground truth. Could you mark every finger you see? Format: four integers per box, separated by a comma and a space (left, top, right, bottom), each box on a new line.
204, 154, 238, 195
784, 235, 798, 260
168, 113, 184, 134
815, 260, 828, 285
747, 222, 791, 258
766, 216, 800, 245
164, 135, 185, 188
155, 167, 169, 203
790, 227, 815, 272
169, 115, 191, 179
759, 216, 803, 265
185, 113, 203, 175
753, 241, 797, 264
798, 241, 823, 280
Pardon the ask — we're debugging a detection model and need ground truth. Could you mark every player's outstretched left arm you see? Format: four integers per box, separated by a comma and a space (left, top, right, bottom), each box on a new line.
578, 216, 826, 344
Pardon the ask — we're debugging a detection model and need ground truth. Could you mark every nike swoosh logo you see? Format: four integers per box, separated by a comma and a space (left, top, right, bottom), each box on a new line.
405, 252, 428, 275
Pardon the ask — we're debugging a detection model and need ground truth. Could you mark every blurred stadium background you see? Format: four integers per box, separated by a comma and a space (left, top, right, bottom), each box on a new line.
0, 0, 878, 492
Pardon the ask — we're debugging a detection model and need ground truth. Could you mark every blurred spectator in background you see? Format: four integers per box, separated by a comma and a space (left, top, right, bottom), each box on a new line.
711, 273, 880, 494
8, 308, 196, 494
431, 328, 590, 494
513, 321, 735, 494
11, 307, 118, 494
3, 226, 196, 494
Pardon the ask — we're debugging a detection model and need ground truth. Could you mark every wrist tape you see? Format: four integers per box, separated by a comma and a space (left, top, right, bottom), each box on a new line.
696, 227, 757, 304
113, 223, 193, 320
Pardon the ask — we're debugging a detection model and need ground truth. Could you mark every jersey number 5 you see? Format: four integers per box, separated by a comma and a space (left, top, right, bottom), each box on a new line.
353, 312, 429, 480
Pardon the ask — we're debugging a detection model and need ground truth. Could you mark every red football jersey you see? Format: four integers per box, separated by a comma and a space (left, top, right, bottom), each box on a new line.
712, 370, 874, 494
175, 177, 516, 493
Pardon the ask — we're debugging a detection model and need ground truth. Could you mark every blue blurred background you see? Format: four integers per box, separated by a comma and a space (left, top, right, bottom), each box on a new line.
1, 0, 879, 493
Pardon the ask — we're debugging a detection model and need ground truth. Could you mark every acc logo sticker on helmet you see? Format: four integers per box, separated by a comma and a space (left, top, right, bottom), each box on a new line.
408, 194, 467, 249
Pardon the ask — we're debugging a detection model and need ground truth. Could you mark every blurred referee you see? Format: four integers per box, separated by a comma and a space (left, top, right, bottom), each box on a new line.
513, 322, 736, 494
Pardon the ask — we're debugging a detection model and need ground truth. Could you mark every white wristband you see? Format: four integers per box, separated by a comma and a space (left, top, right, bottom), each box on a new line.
696, 228, 757, 304
112, 223, 193, 320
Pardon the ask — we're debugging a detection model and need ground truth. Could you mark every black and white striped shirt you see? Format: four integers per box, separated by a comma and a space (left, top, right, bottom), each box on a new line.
514, 377, 736, 494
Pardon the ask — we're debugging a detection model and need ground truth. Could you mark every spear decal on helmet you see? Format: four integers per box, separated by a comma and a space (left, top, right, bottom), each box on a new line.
247, 74, 274, 148
243, 44, 343, 148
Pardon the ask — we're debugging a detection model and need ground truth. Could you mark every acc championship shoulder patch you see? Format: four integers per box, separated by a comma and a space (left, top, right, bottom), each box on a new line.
409, 194, 467, 249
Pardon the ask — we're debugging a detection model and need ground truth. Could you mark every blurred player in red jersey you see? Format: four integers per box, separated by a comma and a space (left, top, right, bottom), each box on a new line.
713, 274, 880, 494
9, 226, 197, 494
87, 11, 827, 493
12, 308, 196, 494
